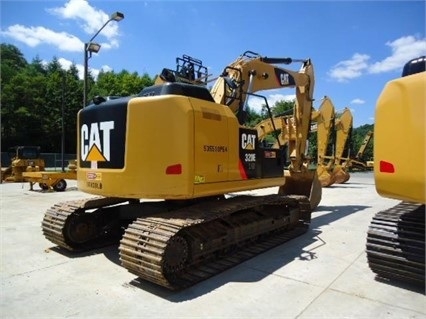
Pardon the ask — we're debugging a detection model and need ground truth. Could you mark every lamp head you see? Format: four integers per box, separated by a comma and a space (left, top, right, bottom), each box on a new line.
87, 42, 101, 53
111, 12, 124, 22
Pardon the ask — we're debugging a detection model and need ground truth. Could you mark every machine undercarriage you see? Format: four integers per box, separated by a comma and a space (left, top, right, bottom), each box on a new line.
366, 202, 425, 287
42, 194, 311, 289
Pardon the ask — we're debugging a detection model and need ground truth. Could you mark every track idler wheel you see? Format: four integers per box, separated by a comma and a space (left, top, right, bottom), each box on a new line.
64, 214, 97, 247
163, 235, 189, 278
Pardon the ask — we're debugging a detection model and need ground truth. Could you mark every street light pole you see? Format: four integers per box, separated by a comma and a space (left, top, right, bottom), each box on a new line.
61, 72, 66, 172
83, 11, 124, 107
83, 43, 89, 108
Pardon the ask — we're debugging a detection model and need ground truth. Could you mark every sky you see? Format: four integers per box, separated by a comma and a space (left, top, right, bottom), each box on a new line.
1, 0, 425, 127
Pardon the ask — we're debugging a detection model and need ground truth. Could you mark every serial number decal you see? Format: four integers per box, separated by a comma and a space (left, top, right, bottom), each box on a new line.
86, 181, 102, 189
203, 145, 228, 152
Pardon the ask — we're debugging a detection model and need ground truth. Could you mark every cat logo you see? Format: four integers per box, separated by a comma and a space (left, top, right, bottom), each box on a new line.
280, 73, 290, 85
81, 121, 114, 163
241, 133, 256, 150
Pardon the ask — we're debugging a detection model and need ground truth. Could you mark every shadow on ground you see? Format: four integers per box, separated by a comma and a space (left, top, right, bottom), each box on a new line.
374, 276, 425, 295
122, 203, 370, 301
46, 203, 373, 300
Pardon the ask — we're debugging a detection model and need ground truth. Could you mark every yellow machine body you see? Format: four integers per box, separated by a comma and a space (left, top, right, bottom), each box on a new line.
374, 71, 426, 203
77, 52, 321, 206
77, 94, 285, 199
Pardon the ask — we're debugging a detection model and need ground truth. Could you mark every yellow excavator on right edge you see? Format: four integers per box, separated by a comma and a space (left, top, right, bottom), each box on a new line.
366, 56, 425, 287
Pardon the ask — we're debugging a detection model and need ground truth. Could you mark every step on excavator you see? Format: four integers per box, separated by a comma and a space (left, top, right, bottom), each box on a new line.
42, 51, 322, 290
366, 56, 425, 287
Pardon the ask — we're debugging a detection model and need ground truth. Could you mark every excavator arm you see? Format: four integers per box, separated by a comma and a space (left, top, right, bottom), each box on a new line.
210, 51, 320, 209
346, 130, 374, 171
210, 51, 314, 130
311, 97, 336, 187
356, 130, 373, 160
332, 108, 353, 183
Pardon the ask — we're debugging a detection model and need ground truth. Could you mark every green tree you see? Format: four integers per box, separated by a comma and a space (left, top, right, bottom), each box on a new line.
245, 105, 263, 127
272, 99, 295, 116
1, 69, 47, 149
63, 64, 84, 153
28, 55, 47, 75
93, 70, 154, 99
0, 43, 28, 90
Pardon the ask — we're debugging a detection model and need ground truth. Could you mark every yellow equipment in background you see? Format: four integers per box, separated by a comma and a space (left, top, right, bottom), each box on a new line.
347, 130, 374, 171
311, 96, 336, 187
42, 51, 322, 290
22, 159, 77, 192
1, 146, 45, 182
366, 56, 425, 287
331, 108, 353, 184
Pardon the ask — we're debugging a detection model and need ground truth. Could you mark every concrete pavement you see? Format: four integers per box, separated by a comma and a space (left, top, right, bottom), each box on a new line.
1, 172, 425, 318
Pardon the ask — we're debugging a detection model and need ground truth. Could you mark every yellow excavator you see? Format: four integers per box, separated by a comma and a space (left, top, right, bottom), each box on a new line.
311, 96, 336, 187
347, 130, 374, 171
42, 51, 322, 290
366, 56, 425, 286
331, 108, 353, 184
251, 96, 336, 188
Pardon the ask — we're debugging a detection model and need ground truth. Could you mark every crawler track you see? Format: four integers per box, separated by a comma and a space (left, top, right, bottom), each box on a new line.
119, 194, 311, 290
366, 202, 425, 286
42, 197, 130, 251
